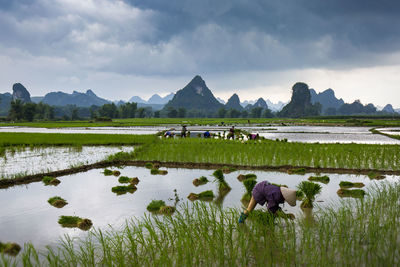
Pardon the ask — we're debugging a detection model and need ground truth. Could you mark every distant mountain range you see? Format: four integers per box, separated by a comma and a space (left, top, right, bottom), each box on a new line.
1, 76, 399, 117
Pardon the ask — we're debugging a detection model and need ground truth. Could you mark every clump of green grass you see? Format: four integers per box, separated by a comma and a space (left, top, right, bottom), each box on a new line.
368, 171, 385, 180
103, 169, 113, 176
111, 185, 137, 195
222, 166, 236, 174
213, 169, 231, 192
237, 173, 257, 181
287, 168, 306, 175
339, 181, 365, 189
150, 169, 168, 175
58, 216, 92, 230
297, 181, 322, 208
248, 210, 276, 226
146, 200, 166, 212
42, 176, 60, 186
296, 190, 304, 200
48, 196, 68, 208
0, 241, 21, 256
308, 175, 330, 184
118, 176, 132, 184
187, 190, 214, 201
192, 176, 209, 186
112, 170, 121, 176
159, 206, 176, 215
271, 183, 288, 188
130, 177, 140, 185
337, 189, 366, 198
145, 162, 153, 169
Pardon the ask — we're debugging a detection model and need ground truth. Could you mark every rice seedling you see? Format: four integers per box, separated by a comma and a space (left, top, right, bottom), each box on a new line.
296, 190, 304, 200
339, 181, 365, 189
187, 190, 214, 201
150, 169, 168, 175
0, 241, 21, 256
221, 166, 236, 174
111, 185, 137, 195
308, 175, 330, 184
192, 176, 209, 186
118, 176, 132, 184
337, 189, 366, 198
130, 177, 140, 185
103, 169, 113, 176
213, 169, 231, 192
42, 176, 60, 186
297, 181, 322, 208
5, 182, 400, 266
48, 196, 68, 208
368, 171, 386, 180
270, 183, 288, 187
112, 170, 121, 177
241, 178, 257, 202
58, 216, 93, 231
237, 173, 257, 181
146, 200, 166, 212
287, 168, 306, 175
159, 206, 176, 215
145, 162, 153, 169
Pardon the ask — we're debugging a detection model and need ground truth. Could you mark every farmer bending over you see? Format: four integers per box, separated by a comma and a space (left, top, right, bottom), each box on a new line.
239, 180, 296, 223
227, 126, 235, 139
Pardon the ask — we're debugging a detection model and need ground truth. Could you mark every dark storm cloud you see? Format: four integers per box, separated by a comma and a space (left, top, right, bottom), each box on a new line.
1, 0, 400, 76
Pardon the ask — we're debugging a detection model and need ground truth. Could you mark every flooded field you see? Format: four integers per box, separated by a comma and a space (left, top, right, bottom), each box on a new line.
0, 166, 396, 249
0, 146, 134, 178
1, 125, 399, 144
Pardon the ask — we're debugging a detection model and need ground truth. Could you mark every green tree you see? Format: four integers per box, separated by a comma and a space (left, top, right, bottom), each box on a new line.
178, 107, 187, 118
262, 108, 274, 118
250, 107, 263, 118
22, 102, 37, 121
166, 107, 178, 118
154, 110, 160, 118
217, 108, 226, 118
8, 99, 24, 121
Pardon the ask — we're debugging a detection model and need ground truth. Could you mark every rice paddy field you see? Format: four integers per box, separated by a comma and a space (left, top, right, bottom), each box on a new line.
1, 121, 400, 265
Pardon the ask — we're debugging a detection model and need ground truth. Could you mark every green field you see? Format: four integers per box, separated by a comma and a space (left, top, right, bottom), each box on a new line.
1, 117, 400, 127
0, 132, 156, 147
132, 138, 400, 171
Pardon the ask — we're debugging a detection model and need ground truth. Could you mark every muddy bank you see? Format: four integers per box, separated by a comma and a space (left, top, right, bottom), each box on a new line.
1, 160, 399, 189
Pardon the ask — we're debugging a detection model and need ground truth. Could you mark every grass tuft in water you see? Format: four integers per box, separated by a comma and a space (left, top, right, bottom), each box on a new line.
58, 216, 92, 231
287, 168, 306, 175
213, 169, 231, 192
368, 171, 385, 180
111, 185, 137, 195
0, 242, 21, 256
192, 176, 209, 186
48, 196, 68, 208
42, 176, 60, 186
339, 181, 365, 189
146, 200, 166, 212
188, 190, 214, 201
130, 177, 140, 185
159, 206, 176, 215
337, 188, 366, 198
150, 168, 168, 175
145, 162, 153, 169
221, 166, 236, 174
297, 181, 322, 208
118, 176, 132, 184
308, 175, 330, 184
103, 169, 113, 176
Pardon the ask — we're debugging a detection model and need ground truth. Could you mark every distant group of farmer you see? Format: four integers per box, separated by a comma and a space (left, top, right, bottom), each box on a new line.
163, 125, 259, 140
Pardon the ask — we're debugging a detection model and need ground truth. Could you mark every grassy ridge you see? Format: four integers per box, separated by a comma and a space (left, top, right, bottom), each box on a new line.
133, 138, 400, 171
1, 117, 400, 127
0, 133, 156, 147
4, 183, 400, 266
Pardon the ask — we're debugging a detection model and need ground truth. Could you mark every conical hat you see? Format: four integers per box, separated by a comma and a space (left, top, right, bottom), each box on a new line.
280, 187, 297, 206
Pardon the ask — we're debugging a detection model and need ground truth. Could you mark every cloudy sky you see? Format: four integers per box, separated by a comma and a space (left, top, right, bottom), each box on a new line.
1, 0, 400, 107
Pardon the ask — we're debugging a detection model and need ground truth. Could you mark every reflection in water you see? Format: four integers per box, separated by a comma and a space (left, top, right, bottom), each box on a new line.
0, 166, 398, 250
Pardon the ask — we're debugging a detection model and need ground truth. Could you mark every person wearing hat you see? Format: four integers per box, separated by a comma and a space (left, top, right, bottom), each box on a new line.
238, 180, 297, 223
